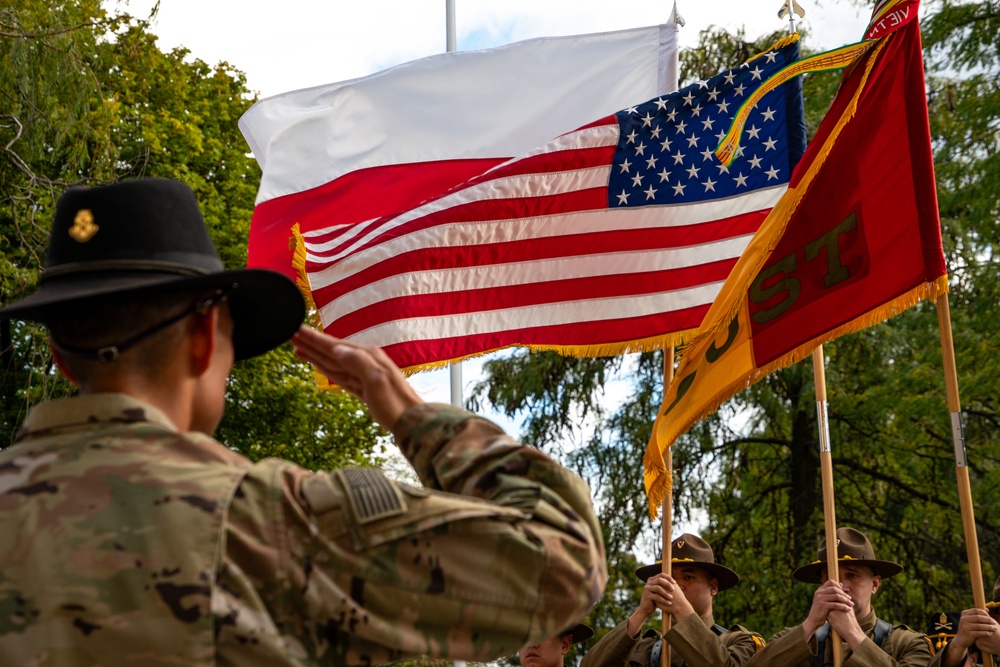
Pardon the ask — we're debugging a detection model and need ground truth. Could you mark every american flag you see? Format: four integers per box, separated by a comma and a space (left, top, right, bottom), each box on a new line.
301, 40, 806, 371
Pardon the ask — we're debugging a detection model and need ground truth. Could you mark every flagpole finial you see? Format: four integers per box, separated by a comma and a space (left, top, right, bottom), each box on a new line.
777, 0, 806, 34
671, 1, 686, 26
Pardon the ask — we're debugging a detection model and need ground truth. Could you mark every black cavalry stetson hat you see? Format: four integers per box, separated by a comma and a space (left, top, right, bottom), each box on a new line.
560, 623, 595, 644
925, 611, 961, 653
0, 178, 305, 360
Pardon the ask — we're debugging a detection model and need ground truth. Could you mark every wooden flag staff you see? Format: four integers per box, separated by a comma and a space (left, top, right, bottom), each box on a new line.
659, 12, 684, 665
661, 345, 674, 667
812, 345, 842, 667
937, 293, 993, 667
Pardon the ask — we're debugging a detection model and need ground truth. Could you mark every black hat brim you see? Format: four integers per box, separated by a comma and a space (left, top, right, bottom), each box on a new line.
635, 561, 740, 591
792, 558, 903, 583
0, 268, 305, 361
563, 623, 594, 644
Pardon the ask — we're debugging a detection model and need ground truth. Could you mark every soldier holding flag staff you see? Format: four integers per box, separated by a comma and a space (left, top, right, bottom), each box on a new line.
582, 533, 763, 667
748, 527, 934, 667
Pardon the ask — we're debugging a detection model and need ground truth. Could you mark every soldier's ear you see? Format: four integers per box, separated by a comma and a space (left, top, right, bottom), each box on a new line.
188, 306, 220, 376
561, 636, 572, 655
48, 339, 78, 386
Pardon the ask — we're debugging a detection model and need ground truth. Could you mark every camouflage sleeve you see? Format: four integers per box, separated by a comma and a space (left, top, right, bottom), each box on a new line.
222, 403, 606, 666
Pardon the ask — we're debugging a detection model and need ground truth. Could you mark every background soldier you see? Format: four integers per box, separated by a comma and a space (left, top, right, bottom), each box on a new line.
748, 526, 933, 667
581, 533, 763, 667
927, 611, 981, 667
520, 624, 595, 667
0, 178, 607, 665
938, 575, 1000, 667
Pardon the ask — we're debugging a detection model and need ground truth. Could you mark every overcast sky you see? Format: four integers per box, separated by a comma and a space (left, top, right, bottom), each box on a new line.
114, 0, 871, 99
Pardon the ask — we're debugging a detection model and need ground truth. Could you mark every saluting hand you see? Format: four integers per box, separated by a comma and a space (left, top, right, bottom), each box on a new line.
291, 325, 422, 430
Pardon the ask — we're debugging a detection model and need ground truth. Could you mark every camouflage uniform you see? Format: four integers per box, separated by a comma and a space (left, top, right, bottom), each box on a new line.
581, 615, 761, 667
0, 394, 606, 666
749, 610, 934, 667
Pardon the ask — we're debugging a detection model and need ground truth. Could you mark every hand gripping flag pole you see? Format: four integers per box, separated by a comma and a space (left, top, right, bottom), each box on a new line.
660, 345, 674, 667
938, 293, 993, 667
659, 8, 683, 665
659, 10, 683, 664
772, 3, 845, 665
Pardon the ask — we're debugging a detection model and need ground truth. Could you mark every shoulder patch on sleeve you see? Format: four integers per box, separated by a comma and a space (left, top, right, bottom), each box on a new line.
334, 467, 407, 525
301, 474, 342, 515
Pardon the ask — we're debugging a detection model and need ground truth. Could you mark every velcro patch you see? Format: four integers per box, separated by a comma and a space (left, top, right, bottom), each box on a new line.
335, 467, 406, 525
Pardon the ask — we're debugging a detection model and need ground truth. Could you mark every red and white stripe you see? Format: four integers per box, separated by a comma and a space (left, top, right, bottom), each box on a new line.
241, 24, 680, 280
302, 117, 786, 370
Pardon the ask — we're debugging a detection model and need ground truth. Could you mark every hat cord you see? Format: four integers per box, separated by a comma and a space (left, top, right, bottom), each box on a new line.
51, 287, 232, 362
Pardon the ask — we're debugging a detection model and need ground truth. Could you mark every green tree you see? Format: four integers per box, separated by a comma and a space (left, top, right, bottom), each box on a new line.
0, 1, 382, 467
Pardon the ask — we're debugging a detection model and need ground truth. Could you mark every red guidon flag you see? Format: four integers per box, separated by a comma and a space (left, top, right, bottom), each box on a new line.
240, 25, 680, 280
644, 3, 947, 516
295, 37, 807, 372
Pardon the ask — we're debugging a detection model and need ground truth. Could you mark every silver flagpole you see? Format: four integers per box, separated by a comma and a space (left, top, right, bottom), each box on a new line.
445, 0, 464, 412
446, 4, 466, 665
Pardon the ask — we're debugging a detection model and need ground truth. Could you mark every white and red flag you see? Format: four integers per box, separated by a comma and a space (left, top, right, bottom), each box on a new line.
294, 38, 807, 371
241, 24, 680, 279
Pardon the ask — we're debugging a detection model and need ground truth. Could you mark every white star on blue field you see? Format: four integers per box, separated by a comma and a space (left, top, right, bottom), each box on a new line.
608, 41, 805, 208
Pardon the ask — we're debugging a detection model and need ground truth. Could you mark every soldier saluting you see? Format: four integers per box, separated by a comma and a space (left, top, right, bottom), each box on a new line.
0, 178, 607, 665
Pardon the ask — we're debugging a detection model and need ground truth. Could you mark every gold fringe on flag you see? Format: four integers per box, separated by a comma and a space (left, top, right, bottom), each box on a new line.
693, 36, 891, 361
291, 224, 694, 381
644, 275, 949, 516
643, 35, 897, 518
644, 276, 948, 517
399, 330, 696, 376
292, 223, 336, 391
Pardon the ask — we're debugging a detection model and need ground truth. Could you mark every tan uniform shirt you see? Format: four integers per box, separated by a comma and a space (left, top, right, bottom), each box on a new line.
581, 614, 762, 667
0, 394, 606, 666
749, 610, 934, 667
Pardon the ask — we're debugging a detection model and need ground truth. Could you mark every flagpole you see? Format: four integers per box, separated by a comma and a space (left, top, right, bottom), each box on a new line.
793, 0, 837, 657
445, 0, 456, 52
445, 0, 463, 416
936, 293, 993, 667
658, 10, 683, 663
444, 9, 468, 665
812, 345, 842, 667
661, 345, 674, 667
